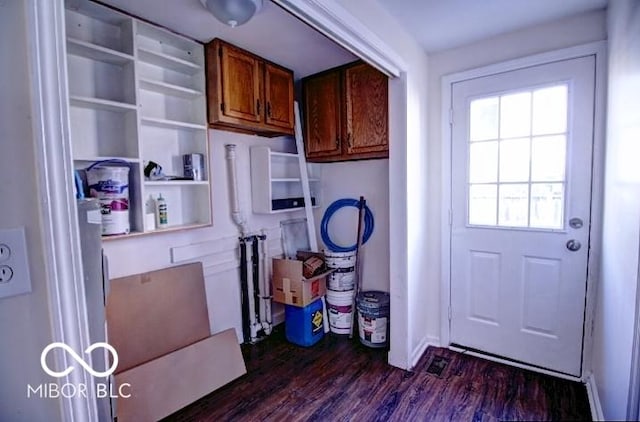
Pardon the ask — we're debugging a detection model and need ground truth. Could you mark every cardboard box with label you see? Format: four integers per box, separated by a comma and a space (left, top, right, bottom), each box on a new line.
272, 252, 332, 307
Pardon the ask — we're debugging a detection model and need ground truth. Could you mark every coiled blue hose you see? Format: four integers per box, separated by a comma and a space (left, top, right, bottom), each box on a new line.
321, 198, 374, 252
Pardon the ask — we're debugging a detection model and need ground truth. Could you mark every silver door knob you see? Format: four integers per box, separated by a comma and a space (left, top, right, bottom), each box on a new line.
566, 239, 581, 251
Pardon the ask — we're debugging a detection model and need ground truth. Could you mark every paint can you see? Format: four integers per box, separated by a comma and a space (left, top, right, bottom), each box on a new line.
86, 165, 130, 235
183, 153, 205, 181
357, 290, 390, 348
326, 288, 356, 335
324, 250, 356, 291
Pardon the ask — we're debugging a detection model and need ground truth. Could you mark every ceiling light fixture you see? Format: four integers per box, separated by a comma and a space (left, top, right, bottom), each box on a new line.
200, 0, 263, 28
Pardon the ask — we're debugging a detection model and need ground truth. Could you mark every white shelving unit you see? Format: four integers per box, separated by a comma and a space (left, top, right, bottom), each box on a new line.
65, 0, 211, 237
250, 147, 320, 214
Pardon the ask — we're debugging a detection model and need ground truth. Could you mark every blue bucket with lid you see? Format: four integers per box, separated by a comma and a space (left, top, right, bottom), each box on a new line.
356, 291, 390, 348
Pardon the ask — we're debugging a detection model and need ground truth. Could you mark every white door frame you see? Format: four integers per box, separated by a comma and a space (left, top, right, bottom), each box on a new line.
29, 0, 408, 420
440, 41, 607, 381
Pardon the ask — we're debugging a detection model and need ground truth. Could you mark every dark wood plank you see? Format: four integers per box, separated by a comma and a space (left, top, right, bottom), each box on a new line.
163, 328, 591, 421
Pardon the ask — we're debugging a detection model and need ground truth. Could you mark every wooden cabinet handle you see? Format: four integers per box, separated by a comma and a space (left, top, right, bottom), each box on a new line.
335, 137, 339, 149
256, 99, 261, 116
347, 132, 352, 148
266, 102, 271, 118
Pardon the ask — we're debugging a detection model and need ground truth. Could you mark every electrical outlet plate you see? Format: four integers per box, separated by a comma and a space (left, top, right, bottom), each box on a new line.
0, 227, 32, 299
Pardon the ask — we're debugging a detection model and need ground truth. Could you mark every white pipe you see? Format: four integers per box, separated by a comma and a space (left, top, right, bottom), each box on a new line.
225, 144, 248, 236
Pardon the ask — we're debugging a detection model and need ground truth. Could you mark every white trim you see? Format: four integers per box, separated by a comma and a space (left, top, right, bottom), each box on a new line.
449, 346, 583, 383
26, 0, 97, 420
627, 256, 640, 420
272, 0, 405, 78
411, 336, 440, 369
586, 373, 605, 421
440, 41, 608, 379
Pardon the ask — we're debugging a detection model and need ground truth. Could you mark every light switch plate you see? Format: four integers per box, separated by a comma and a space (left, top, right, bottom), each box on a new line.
0, 227, 32, 299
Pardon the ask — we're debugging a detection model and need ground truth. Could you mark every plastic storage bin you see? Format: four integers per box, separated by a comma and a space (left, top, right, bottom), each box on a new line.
285, 298, 324, 346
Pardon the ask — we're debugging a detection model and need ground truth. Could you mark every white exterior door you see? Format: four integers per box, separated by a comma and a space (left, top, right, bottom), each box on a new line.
450, 56, 595, 376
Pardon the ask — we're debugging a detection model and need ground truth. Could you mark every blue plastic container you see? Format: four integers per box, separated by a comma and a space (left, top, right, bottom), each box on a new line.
285, 298, 324, 347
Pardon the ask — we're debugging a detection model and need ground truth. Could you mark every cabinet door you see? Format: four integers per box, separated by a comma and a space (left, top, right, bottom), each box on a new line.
264, 63, 294, 132
303, 71, 342, 160
344, 63, 389, 157
220, 44, 261, 124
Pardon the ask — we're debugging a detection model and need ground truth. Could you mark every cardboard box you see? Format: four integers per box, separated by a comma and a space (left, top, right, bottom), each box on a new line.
272, 254, 332, 307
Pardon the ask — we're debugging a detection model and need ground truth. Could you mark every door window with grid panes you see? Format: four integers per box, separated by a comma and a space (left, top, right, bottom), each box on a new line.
467, 84, 568, 229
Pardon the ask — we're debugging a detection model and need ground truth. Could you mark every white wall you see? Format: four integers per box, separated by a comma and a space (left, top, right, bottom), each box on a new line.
103, 130, 304, 339
336, 0, 431, 368
312, 159, 389, 293
427, 10, 607, 344
0, 0, 61, 420
592, 1, 640, 419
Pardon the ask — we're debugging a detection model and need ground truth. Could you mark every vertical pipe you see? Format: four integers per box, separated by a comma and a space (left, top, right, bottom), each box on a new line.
239, 238, 251, 343
225, 144, 248, 235
259, 232, 272, 329
251, 235, 262, 338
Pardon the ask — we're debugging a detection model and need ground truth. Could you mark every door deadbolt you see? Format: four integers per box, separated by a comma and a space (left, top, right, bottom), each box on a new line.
569, 218, 583, 229
566, 239, 581, 252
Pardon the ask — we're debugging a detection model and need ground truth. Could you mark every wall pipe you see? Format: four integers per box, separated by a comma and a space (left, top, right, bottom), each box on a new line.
225, 144, 272, 342
225, 144, 249, 236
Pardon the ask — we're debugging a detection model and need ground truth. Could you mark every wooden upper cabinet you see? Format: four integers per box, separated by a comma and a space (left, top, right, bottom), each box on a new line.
302, 60, 389, 162
344, 62, 389, 155
303, 71, 342, 158
220, 44, 261, 123
264, 63, 294, 131
206, 39, 294, 136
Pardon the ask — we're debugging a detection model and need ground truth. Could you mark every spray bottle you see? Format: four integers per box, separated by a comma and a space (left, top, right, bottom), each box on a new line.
156, 193, 168, 228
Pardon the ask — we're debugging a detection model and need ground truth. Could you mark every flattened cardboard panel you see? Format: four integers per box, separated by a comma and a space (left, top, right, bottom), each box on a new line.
107, 263, 210, 373
114, 329, 246, 422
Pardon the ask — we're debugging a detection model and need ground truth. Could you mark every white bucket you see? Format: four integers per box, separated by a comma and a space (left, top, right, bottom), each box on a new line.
326, 288, 355, 335
86, 166, 130, 235
325, 251, 356, 291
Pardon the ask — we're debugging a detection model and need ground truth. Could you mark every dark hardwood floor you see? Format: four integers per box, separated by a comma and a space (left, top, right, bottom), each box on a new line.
164, 328, 591, 421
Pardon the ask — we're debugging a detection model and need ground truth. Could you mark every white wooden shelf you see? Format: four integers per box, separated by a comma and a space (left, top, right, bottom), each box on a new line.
250, 146, 321, 214
66, 0, 211, 237
138, 78, 203, 98
138, 47, 202, 75
144, 180, 209, 186
271, 178, 320, 183
66, 37, 134, 65
140, 116, 207, 131
269, 151, 299, 158
267, 206, 319, 214
70, 95, 137, 112
74, 156, 140, 163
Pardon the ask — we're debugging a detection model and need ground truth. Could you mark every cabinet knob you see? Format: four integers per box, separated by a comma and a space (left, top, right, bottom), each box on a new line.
266, 102, 272, 118
256, 99, 261, 116
335, 137, 339, 149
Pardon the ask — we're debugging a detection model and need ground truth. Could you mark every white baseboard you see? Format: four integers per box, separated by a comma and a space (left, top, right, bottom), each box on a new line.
411, 335, 440, 369
586, 373, 604, 421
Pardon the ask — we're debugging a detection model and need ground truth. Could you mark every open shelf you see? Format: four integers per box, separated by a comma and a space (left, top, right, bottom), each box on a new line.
67, 37, 134, 65
140, 117, 207, 131
66, 0, 211, 237
139, 78, 203, 98
138, 47, 202, 75
144, 180, 208, 186
70, 95, 136, 112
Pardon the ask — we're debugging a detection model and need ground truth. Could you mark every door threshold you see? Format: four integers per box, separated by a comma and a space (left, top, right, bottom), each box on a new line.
448, 344, 583, 383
